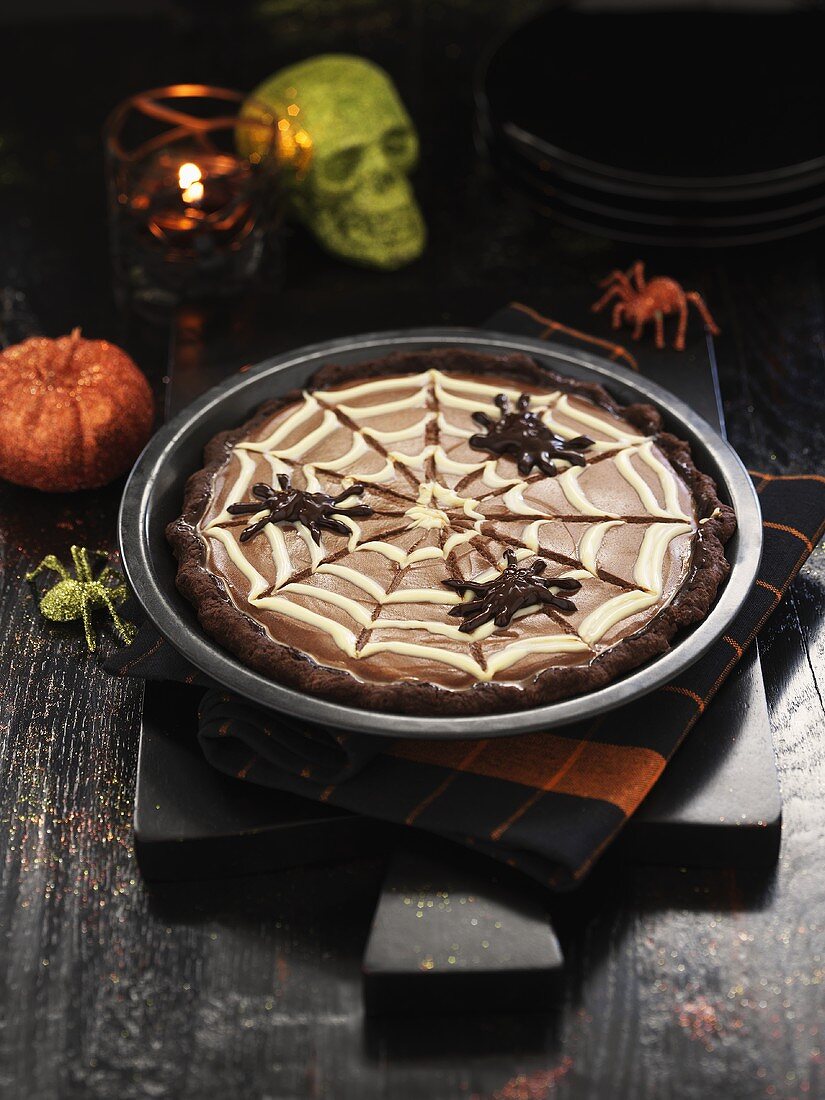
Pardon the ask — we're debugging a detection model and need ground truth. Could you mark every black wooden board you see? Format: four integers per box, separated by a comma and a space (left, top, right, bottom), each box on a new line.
135, 684, 396, 882
135, 644, 779, 878
362, 849, 564, 1016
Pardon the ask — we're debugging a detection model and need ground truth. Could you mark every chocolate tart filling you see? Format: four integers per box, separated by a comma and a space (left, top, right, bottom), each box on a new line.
167, 349, 735, 716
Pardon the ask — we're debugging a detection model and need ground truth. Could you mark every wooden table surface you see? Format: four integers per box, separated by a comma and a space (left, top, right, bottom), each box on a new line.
0, 6, 823, 1099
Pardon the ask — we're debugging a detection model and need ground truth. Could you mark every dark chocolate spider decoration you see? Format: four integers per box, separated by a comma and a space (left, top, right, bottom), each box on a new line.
227, 475, 372, 544
469, 393, 594, 477
443, 549, 582, 633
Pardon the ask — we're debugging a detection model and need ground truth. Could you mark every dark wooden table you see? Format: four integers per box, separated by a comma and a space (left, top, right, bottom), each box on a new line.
1, 6, 824, 1099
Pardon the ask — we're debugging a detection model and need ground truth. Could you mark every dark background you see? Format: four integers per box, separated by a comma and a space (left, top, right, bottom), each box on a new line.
0, 3, 824, 1099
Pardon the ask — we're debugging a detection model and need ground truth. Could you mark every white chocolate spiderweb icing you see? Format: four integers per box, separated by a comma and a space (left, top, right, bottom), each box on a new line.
197, 368, 697, 690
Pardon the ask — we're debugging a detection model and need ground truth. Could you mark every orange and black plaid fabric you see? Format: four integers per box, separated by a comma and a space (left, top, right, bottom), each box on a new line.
191, 468, 825, 888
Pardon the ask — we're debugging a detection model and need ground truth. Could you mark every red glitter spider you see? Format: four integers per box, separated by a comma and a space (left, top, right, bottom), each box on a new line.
591, 262, 720, 351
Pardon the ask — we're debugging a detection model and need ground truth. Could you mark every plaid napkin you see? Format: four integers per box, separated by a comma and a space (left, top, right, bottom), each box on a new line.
106, 309, 825, 888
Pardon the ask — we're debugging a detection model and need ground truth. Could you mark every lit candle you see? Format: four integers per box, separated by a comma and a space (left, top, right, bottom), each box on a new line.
178, 161, 204, 204
105, 84, 281, 306
130, 153, 254, 249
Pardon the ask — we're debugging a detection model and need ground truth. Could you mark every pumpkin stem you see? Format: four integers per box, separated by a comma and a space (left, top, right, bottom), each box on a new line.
63, 327, 83, 374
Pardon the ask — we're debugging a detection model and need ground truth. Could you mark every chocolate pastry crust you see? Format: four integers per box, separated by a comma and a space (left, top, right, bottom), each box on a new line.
167, 348, 736, 716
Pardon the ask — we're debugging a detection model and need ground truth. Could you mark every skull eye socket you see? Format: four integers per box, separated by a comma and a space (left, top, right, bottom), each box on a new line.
382, 127, 416, 167
318, 146, 364, 188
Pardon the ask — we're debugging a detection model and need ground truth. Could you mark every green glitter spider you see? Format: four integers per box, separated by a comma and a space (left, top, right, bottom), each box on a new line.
25, 546, 136, 652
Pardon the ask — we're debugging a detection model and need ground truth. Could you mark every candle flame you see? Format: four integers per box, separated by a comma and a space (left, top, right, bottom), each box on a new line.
178, 162, 204, 204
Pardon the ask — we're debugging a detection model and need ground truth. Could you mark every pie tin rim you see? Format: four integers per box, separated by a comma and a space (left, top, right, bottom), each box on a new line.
119, 328, 762, 739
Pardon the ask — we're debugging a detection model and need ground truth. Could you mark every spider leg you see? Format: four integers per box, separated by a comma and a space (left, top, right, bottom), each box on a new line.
227, 501, 265, 516
597, 269, 633, 293
632, 316, 645, 341
448, 603, 484, 627
239, 515, 273, 541
546, 576, 581, 592
629, 261, 646, 292
449, 595, 484, 613
71, 546, 92, 583
320, 516, 351, 537
556, 450, 588, 467
500, 592, 538, 626
654, 311, 665, 350
306, 521, 323, 545
542, 592, 577, 612
251, 481, 277, 497
80, 595, 97, 652
592, 284, 628, 314
686, 292, 721, 337
331, 484, 365, 504
25, 555, 71, 583
459, 605, 496, 633
100, 590, 137, 645
611, 301, 626, 330
674, 294, 689, 351
537, 453, 560, 477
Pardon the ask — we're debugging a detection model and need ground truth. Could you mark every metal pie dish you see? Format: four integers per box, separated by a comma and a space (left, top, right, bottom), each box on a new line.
119, 328, 762, 739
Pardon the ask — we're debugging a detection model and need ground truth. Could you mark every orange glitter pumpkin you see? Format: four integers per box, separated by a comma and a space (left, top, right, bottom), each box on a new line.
0, 329, 155, 492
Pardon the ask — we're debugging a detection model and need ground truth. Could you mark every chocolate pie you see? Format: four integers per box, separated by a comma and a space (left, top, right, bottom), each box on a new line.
168, 349, 735, 715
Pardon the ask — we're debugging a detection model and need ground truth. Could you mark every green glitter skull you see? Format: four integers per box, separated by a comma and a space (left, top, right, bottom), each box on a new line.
242, 55, 425, 270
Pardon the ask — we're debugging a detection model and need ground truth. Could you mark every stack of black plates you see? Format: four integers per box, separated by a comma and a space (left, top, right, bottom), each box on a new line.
476, 6, 825, 247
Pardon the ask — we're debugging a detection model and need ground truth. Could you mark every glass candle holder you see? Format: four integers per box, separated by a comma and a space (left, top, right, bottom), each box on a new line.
105, 84, 281, 314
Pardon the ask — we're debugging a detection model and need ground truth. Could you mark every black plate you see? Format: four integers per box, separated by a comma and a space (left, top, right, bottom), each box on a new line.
478, 7, 825, 193
485, 140, 825, 248
499, 120, 825, 206
118, 329, 761, 738
495, 140, 825, 228
496, 132, 825, 224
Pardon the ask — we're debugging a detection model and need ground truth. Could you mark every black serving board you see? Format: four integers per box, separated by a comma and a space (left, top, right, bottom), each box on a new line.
134, 684, 396, 882
136, 645, 779, 878
133, 319, 779, 1010
362, 848, 564, 1016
